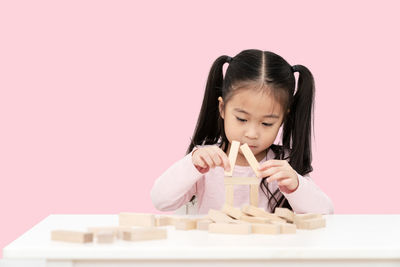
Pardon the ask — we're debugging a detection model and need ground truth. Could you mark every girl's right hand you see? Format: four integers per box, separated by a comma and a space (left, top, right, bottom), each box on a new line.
191, 145, 231, 174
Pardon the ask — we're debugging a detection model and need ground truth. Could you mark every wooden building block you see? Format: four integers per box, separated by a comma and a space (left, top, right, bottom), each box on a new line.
87, 226, 132, 239
209, 223, 251, 235
196, 219, 213, 231
250, 184, 259, 206
271, 221, 297, 234
293, 213, 323, 222
156, 216, 173, 226
225, 140, 240, 176
222, 204, 244, 219
224, 177, 259, 185
51, 230, 93, 243
119, 213, 155, 227
240, 215, 270, 224
175, 219, 197, 230
225, 184, 234, 206
241, 205, 286, 223
295, 217, 326, 230
97, 231, 114, 243
275, 207, 295, 222
240, 143, 261, 176
251, 223, 280, 234
122, 228, 167, 241
208, 209, 238, 223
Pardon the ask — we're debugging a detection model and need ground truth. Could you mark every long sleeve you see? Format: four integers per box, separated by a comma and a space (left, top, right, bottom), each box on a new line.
282, 172, 334, 214
151, 153, 204, 211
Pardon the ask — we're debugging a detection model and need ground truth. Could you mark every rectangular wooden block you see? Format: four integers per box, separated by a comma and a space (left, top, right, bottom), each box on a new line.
208, 209, 238, 223
119, 213, 155, 227
295, 217, 326, 230
251, 223, 280, 234
51, 230, 93, 243
240, 143, 261, 176
224, 177, 259, 185
97, 231, 114, 243
222, 204, 244, 219
271, 221, 297, 234
87, 226, 132, 239
122, 228, 167, 241
196, 219, 213, 231
293, 213, 323, 222
239, 215, 270, 224
225, 140, 240, 176
209, 223, 251, 235
175, 219, 197, 230
155, 216, 173, 226
241, 205, 286, 223
250, 184, 259, 206
275, 207, 295, 222
225, 184, 234, 206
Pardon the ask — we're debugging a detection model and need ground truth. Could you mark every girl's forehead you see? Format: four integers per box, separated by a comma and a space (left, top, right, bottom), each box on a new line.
227, 88, 283, 117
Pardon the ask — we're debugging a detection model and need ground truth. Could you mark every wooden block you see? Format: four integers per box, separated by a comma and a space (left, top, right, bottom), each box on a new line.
295, 217, 326, 230
271, 221, 297, 234
239, 215, 270, 224
87, 226, 132, 239
208, 209, 238, 223
250, 184, 259, 206
119, 213, 155, 227
155, 216, 173, 226
251, 223, 280, 234
175, 219, 197, 230
97, 231, 114, 243
122, 228, 167, 241
225, 184, 234, 206
222, 204, 244, 219
209, 223, 251, 235
51, 230, 93, 243
241, 205, 286, 223
240, 143, 260, 176
293, 213, 323, 222
196, 219, 213, 231
225, 140, 240, 176
224, 177, 259, 185
275, 207, 295, 222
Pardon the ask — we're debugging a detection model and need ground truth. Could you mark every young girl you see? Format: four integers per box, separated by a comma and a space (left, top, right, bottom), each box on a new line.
151, 49, 334, 214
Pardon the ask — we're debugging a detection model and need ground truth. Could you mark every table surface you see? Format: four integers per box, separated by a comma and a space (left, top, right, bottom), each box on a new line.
3, 214, 400, 260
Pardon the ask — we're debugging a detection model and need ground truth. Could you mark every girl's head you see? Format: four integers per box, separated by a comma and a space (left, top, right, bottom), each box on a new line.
188, 49, 315, 176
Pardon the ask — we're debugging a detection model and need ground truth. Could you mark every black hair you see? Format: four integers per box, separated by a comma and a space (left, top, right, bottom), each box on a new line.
186, 49, 315, 213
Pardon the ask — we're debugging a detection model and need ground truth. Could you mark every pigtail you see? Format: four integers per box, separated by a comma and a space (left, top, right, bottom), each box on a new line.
282, 64, 315, 175
186, 56, 231, 154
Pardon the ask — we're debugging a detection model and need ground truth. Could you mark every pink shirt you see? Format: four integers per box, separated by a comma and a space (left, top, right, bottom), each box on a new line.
151, 147, 334, 214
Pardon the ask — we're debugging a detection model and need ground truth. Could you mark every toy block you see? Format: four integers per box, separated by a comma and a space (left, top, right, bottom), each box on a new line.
293, 213, 323, 222
51, 230, 93, 243
240, 143, 261, 177
156, 216, 173, 226
275, 207, 295, 222
196, 219, 213, 231
119, 213, 155, 227
222, 204, 244, 219
208, 209, 238, 223
122, 228, 167, 241
87, 226, 132, 239
97, 231, 114, 243
224, 177, 259, 185
240, 215, 270, 224
175, 219, 197, 230
295, 217, 326, 230
225, 184, 234, 206
241, 205, 286, 223
251, 223, 280, 234
225, 140, 240, 176
250, 184, 259, 206
270, 221, 297, 234
209, 223, 251, 235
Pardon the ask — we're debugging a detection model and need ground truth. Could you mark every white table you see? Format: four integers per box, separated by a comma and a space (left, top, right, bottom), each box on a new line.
2, 214, 400, 266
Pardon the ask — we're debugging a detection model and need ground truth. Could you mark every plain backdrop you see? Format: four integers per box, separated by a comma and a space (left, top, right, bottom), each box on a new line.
1, 0, 400, 258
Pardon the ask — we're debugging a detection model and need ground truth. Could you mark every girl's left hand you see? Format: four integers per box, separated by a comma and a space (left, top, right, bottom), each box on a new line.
257, 160, 299, 194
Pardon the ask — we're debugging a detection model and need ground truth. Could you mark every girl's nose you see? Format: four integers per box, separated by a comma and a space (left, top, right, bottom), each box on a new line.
244, 125, 258, 139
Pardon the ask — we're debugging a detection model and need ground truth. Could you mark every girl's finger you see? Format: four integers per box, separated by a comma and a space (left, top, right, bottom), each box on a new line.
278, 178, 293, 187
258, 159, 284, 171
200, 153, 215, 169
266, 171, 289, 183
259, 166, 283, 178
215, 147, 231, 171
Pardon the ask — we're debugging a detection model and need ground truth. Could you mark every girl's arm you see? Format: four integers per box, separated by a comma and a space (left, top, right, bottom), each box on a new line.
282, 172, 334, 214
150, 152, 204, 211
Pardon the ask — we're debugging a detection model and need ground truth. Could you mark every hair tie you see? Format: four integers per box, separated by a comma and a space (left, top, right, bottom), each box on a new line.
227, 56, 233, 63
291, 65, 298, 73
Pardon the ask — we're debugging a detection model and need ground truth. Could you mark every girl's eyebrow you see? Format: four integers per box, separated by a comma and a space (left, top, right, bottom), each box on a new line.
233, 108, 280, 119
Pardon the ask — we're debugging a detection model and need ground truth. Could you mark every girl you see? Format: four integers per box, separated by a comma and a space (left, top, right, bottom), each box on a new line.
151, 49, 334, 214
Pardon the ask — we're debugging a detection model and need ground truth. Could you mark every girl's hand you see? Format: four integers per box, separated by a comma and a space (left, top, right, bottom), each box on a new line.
192, 145, 231, 174
258, 160, 299, 194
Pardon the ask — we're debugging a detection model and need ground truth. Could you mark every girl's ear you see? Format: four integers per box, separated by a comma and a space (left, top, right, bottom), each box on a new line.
218, 96, 225, 119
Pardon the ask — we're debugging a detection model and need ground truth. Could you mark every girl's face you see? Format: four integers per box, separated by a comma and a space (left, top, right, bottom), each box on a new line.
219, 88, 285, 165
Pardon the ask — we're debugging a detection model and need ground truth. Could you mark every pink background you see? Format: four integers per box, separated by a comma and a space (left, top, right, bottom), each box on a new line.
1, 0, 400, 257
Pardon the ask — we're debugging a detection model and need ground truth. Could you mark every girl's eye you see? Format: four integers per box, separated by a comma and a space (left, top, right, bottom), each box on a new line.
262, 123, 273, 127
236, 117, 247, 122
